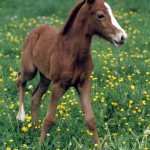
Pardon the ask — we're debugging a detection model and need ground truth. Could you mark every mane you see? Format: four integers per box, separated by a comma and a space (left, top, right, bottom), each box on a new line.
60, 0, 86, 35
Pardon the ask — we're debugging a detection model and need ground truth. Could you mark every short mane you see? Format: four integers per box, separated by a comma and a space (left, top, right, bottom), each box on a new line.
60, 0, 86, 35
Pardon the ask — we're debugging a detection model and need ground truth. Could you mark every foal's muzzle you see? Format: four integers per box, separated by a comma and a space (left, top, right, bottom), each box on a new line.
112, 31, 127, 47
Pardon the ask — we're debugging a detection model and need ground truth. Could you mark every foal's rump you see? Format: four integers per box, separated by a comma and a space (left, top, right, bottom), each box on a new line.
22, 25, 58, 78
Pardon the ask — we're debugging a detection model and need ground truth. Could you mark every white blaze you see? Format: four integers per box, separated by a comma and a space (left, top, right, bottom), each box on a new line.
104, 2, 127, 39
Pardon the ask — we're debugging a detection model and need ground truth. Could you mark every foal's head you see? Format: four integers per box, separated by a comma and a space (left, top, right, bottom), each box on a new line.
86, 0, 127, 46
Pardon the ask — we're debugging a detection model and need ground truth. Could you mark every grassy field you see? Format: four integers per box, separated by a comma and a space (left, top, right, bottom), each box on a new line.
0, 0, 150, 149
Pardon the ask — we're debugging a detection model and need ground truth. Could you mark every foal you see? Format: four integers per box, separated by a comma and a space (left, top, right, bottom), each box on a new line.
16, 0, 127, 145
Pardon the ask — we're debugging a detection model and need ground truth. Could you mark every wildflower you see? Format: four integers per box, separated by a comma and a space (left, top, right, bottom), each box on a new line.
120, 108, 124, 112
132, 110, 136, 114
26, 116, 32, 122
112, 133, 117, 136
143, 91, 147, 95
94, 143, 99, 147
122, 141, 126, 145
22, 144, 28, 148
66, 128, 69, 132
111, 102, 118, 106
0, 53, 3, 57
104, 142, 108, 147
128, 128, 132, 131
4, 88, 8, 91
0, 79, 3, 83
125, 122, 129, 126
101, 97, 105, 103
57, 127, 60, 132
28, 123, 32, 128
22, 126, 28, 132
87, 130, 93, 136
142, 100, 146, 106
9, 139, 14, 143
28, 85, 33, 89
55, 19, 59, 23
6, 148, 11, 150
130, 85, 135, 90
119, 78, 124, 82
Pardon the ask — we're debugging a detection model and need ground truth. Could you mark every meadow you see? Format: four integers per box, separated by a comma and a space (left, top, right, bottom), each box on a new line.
0, 0, 150, 149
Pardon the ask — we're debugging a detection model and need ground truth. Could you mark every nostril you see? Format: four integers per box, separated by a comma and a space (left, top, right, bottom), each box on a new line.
121, 35, 125, 42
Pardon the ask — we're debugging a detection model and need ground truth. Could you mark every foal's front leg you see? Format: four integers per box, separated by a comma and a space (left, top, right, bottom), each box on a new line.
76, 79, 100, 146
39, 82, 67, 143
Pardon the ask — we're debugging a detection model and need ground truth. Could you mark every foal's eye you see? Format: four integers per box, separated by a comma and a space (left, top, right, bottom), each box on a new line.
96, 12, 105, 20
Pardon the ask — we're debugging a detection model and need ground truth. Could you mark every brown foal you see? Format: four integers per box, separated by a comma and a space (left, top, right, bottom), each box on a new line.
16, 0, 127, 146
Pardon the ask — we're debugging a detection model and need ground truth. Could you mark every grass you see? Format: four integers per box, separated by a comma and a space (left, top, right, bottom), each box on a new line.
0, 0, 150, 149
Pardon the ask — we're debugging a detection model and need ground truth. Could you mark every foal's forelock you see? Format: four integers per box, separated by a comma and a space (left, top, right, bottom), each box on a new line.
104, 2, 127, 43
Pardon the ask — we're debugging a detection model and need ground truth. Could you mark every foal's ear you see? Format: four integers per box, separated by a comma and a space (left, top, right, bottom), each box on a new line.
87, 0, 95, 4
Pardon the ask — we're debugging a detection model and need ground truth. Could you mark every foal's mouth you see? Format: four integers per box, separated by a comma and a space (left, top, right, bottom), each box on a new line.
112, 39, 125, 47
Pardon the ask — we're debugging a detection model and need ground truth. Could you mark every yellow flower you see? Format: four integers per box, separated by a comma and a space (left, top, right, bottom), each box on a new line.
128, 128, 132, 131
28, 123, 32, 128
132, 110, 136, 114
22, 144, 28, 148
112, 133, 117, 136
55, 19, 59, 23
87, 130, 93, 136
94, 143, 99, 147
111, 102, 118, 106
122, 141, 126, 145
142, 100, 146, 105
0, 79, 3, 83
130, 85, 135, 90
101, 97, 105, 103
57, 127, 60, 132
9, 139, 13, 143
0, 53, 3, 57
22, 126, 28, 132
143, 147, 148, 150
26, 116, 32, 122
6, 148, 11, 150
120, 108, 124, 112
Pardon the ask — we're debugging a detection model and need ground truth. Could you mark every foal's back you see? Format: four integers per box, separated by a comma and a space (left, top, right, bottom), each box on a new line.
22, 25, 58, 78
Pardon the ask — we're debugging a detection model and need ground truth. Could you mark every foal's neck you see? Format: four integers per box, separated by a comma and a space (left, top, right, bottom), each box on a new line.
62, 4, 92, 53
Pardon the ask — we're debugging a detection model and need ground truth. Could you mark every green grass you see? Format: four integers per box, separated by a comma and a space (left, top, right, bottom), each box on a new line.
0, 0, 150, 149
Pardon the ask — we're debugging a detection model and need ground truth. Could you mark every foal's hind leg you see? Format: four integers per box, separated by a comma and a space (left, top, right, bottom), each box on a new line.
16, 67, 37, 122
31, 73, 50, 127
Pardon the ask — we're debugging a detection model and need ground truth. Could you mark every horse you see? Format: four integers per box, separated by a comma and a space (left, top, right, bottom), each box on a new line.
16, 0, 127, 146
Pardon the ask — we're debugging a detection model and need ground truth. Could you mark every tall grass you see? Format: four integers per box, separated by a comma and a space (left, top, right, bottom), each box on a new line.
0, 0, 150, 149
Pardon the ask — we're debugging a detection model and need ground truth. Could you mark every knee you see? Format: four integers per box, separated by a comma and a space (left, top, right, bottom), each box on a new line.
85, 118, 96, 131
16, 76, 21, 89
16, 75, 26, 89
43, 119, 55, 128
42, 119, 55, 132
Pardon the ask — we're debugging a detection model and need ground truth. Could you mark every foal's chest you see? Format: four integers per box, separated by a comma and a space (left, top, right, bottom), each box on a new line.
64, 54, 94, 86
